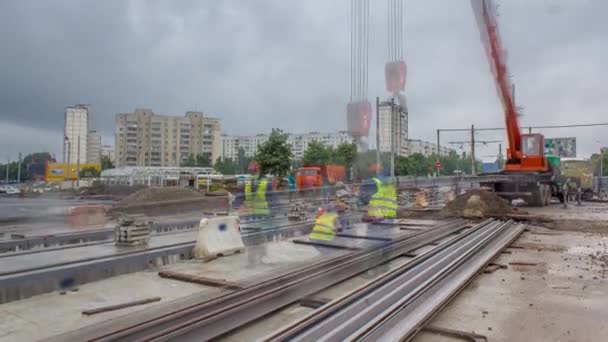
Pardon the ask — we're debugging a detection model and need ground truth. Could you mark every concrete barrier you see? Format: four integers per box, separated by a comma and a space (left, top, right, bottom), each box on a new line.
193, 216, 244, 258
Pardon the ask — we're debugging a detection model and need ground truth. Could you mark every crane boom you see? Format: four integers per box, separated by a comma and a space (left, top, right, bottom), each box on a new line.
470, 0, 522, 164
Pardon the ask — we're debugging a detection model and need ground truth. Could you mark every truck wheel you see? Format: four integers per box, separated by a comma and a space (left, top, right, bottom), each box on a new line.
530, 186, 543, 207
543, 185, 551, 206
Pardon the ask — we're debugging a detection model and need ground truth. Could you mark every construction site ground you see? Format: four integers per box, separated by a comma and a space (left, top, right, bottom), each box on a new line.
0, 202, 607, 341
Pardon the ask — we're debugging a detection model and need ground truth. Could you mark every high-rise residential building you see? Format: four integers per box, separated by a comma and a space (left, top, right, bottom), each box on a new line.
114, 109, 221, 167
377, 103, 408, 156
407, 139, 453, 157
202, 117, 221, 164
86, 130, 102, 164
100, 144, 115, 163
63, 104, 91, 164
220, 131, 354, 161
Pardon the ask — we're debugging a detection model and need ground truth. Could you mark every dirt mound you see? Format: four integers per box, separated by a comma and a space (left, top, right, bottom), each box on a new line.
441, 189, 513, 218
118, 187, 205, 207
79, 184, 146, 198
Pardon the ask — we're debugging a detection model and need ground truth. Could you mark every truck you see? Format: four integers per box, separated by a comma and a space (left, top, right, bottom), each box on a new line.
296, 164, 346, 191
560, 158, 595, 201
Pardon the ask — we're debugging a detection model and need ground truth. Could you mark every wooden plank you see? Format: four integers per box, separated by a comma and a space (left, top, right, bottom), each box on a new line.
82, 297, 161, 315
158, 271, 244, 290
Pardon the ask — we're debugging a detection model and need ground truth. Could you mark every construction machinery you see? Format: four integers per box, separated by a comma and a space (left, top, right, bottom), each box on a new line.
472, 0, 561, 206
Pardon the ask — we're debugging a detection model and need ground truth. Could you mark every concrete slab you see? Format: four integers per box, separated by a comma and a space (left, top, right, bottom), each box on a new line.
0, 218, 448, 341
0, 271, 210, 342
0, 237, 350, 341
217, 223, 608, 342
0, 230, 199, 275
413, 227, 608, 342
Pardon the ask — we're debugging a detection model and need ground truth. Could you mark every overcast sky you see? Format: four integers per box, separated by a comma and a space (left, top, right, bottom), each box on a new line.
0, 0, 606, 161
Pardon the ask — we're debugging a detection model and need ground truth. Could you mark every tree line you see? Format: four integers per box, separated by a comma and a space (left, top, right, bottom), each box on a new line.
211, 128, 482, 180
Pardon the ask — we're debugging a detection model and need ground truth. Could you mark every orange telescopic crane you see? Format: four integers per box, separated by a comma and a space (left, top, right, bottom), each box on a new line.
471, 0, 561, 206
471, 0, 548, 172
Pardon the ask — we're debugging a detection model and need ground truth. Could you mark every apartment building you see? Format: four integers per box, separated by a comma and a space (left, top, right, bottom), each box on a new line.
407, 139, 453, 157
114, 109, 221, 167
220, 131, 354, 161
63, 104, 91, 164
202, 117, 221, 164
86, 130, 102, 164
100, 144, 115, 163
377, 103, 408, 157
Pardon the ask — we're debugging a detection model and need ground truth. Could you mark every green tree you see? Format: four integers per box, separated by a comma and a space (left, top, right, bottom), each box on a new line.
195, 154, 211, 167
254, 128, 293, 177
101, 156, 114, 170
301, 140, 333, 166
23, 152, 54, 165
353, 150, 381, 180
236, 148, 251, 174
333, 143, 357, 168
214, 158, 239, 175
79, 166, 100, 178
181, 154, 196, 167
590, 148, 608, 177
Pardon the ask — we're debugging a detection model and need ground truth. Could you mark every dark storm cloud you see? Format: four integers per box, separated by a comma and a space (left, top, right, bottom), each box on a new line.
0, 0, 606, 159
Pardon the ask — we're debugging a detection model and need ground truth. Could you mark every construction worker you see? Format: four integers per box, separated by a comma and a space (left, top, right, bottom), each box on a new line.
309, 206, 339, 241
362, 164, 398, 221
250, 177, 270, 217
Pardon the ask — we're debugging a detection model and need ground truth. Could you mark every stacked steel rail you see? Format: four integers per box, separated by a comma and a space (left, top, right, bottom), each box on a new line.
50, 219, 470, 342
266, 219, 523, 341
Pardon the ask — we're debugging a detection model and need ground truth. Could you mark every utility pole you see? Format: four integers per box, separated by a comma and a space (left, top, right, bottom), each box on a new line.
390, 97, 396, 178
471, 125, 476, 175
65, 137, 71, 183
17, 152, 21, 183
5, 157, 9, 183
498, 143, 503, 169
601, 149, 604, 178
376, 96, 380, 168
76, 136, 81, 188
436, 129, 440, 156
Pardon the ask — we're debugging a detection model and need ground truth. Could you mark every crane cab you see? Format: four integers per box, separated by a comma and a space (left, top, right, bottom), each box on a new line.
504, 133, 548, 173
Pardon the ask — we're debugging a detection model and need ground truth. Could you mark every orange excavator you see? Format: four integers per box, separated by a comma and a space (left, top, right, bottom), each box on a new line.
472, 0, 560, 206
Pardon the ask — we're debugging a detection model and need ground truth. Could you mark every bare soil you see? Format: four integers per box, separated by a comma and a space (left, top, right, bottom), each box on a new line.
117, 187, 205, 208
440, 189, 513, 218
78, 184, 146, 199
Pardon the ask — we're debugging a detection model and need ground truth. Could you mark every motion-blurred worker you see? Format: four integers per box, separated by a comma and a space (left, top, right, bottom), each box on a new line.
309, 206, 339, 241
250, 176, 270, 217
360, 164, 398, 221
287, 172, 296, 201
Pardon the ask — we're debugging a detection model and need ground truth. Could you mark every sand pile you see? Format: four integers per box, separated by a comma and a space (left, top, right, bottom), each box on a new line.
118, 187, 204, 207
441, 189, 513, 218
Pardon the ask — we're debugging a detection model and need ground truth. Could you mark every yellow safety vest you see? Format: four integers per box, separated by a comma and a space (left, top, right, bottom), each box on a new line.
253, 179, 270, 215
368, 178, 398, 219
309, 212, 338, 241
244, 181, 254, 209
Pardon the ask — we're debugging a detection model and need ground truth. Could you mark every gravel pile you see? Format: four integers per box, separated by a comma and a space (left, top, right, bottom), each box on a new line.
441, 189, 513, 218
